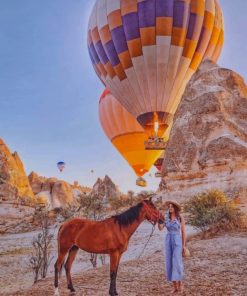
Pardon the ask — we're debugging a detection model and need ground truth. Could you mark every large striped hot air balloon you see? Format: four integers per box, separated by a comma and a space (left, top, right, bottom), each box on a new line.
88, 0, 224, 141
99, 89, 169, 186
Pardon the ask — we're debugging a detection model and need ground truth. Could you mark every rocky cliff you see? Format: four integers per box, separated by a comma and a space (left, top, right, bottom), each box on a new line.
160, 60, 247, 203
0, 139, 93, 233
0, 139, 36, 233
28, 172, 91, 209
0, 139, 34, 201
91, 175, 120, 202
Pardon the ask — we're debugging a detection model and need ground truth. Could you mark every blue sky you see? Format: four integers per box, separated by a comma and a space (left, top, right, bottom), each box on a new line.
0, 0, 246, 193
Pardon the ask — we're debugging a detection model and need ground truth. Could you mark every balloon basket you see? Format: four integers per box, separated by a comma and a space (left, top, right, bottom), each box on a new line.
136, 177, 147, 187
155, 171, 162, 178
144, 137, 167, 150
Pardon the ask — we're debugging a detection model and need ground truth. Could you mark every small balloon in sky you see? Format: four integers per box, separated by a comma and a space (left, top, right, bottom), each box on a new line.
57, 161, 66, 172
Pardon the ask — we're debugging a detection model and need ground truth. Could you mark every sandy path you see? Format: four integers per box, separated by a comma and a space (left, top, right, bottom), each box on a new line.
1, 231, 247, 296
6, 233, 247, 296
0, 222, 197, 294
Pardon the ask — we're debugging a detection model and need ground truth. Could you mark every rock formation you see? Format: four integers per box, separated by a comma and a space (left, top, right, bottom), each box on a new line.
0, 139, 34, 201
28, 172, 91, 209
160, 60, 247, 203
91, 175, 120, 202
0, 139, 36, 233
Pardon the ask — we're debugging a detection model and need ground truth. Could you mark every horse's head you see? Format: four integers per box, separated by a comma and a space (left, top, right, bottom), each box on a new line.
142, 196, 164, 225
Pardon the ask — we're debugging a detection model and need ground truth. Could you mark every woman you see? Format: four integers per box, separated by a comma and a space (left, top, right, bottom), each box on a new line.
158, 201, 186, 294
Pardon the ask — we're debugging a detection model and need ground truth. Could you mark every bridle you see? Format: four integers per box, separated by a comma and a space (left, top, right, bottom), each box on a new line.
142, 201, 164, 225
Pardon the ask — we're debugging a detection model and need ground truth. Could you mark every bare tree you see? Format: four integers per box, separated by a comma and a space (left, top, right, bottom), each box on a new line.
28, 208, 54, 283
127, 190, 135, 206
82, 192, 106, 268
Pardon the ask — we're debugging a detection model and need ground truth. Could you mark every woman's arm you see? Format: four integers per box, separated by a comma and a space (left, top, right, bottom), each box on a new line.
158, 211, 167, 231
181, 215, 186, 247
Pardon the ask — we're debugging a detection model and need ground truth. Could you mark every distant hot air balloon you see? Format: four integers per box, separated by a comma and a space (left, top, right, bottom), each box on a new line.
154, 151, 165, 177
57, 161, 66, 172
99, 89, 168, 186
88, 0, 224, 145
154, 152, 165, 172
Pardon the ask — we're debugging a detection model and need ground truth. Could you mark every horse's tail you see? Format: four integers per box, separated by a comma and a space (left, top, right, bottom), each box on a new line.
57, 224, 65, 277
59, 259, 65, 277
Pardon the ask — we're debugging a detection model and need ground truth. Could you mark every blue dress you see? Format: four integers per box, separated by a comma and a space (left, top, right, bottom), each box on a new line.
164, 213, 184, 281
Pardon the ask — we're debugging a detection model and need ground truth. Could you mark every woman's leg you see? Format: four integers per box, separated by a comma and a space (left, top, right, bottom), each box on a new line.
177, 281, 184, 292
171, 281, 178, 293
165, 235, 172, 281
171, 241, 184, 281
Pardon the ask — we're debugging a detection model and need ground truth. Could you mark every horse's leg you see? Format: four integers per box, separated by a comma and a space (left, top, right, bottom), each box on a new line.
109, 251, 120, 296
114, 253, 122, 296
65, 245, 79, 293
54, 249, 68, 296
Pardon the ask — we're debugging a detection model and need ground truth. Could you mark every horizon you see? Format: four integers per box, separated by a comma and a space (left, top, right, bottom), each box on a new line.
0, 0, 247, 193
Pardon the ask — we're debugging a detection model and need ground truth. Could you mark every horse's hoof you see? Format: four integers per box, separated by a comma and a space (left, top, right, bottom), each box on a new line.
68, 284, 76, 293
54, 288, 60, 296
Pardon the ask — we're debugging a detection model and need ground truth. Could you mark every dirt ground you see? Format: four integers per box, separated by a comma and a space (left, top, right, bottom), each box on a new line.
2, 231, 247, 296
0, 222, 196, 294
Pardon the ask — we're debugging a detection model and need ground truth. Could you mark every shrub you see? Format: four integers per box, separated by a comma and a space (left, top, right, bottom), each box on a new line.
28, 208, 54, 283
185, 189, 245, 233
108, 195, 125, 212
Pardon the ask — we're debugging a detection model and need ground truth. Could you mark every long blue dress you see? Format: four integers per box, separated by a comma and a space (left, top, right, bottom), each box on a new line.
164, 212, 184, 281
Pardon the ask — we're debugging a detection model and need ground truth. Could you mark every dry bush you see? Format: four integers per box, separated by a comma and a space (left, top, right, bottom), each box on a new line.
185, 189, 246, 236
108, 195, 125, 212
137, 190, 155, 202
28, 208, 54, 283
57, 204, 78, 221
79, 192, 106, 267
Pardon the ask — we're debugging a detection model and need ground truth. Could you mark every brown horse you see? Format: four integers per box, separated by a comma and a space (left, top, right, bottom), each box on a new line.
54, 198, 163, 296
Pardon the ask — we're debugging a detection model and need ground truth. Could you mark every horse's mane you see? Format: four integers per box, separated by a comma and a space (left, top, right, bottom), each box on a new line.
113, 202, 143, 226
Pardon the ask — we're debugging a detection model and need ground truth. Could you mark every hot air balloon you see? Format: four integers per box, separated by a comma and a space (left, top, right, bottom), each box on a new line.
154, 152, 164, 171
88, 0, 224, 148
154, 151, 164, 177
57, 161, 66, 172
99, 89, 168, 187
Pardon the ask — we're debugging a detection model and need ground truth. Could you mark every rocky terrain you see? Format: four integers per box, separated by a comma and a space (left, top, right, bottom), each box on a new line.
160, 60, 247, 203
28, 172, 91, 209
2, 230, 246, 296
0, 137, 123, 234
0, 139, 36, 233
91, 175, 121, 201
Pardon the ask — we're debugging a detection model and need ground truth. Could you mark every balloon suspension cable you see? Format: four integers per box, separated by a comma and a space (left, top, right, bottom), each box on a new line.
137, 224, 155, 259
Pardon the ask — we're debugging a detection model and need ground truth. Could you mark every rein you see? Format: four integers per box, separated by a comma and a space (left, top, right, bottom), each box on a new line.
137, 223, 155, 259
137, 201, 163, 259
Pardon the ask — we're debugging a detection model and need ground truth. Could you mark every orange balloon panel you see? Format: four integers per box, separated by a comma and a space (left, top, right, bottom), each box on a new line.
99, 89, 162, 177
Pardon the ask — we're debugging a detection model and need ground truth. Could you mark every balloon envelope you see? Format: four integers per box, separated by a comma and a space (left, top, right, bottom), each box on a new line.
57, 161, 66, 172
154, 151, 165, 171
99, 89, 167, 177
88, 0, 224, 136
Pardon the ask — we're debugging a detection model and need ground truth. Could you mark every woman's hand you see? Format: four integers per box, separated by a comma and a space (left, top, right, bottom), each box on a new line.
158, 219, 165, 231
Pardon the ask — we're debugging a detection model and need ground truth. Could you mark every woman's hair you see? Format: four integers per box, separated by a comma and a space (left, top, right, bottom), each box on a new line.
168, 203, 181, 222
